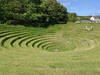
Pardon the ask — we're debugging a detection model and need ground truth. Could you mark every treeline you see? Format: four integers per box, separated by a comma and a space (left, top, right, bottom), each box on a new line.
0, 0, 68, 27
67, 13, 91, 22
77, 16, 91, 20
67, 12, 77, 22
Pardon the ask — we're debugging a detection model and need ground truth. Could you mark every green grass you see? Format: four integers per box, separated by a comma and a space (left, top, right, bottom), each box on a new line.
0, 23, 100, 75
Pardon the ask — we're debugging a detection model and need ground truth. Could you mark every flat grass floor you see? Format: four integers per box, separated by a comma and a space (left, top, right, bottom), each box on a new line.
0, 23, 100, 75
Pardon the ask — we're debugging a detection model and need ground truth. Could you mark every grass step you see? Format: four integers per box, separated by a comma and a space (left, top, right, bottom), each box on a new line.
32, 38, 48, 48
0, 33, 29, 48
26, 36, 44, 47
10, 34, 30, 47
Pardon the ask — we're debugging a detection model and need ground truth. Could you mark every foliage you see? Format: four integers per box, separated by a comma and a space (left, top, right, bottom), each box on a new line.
0, 0, 68, 27
77, 16, 91, 20
46, 0, 68, 24
67, 12, 77, 22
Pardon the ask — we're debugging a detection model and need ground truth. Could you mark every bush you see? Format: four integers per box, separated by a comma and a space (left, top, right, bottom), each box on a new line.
6, 20, 21, 25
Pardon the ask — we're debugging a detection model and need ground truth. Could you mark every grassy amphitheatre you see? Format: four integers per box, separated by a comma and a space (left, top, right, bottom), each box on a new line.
0, 23, 100, 75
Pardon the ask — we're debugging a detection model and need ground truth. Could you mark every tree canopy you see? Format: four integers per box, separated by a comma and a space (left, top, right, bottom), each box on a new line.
67, 13, 77, 22
0, 0, 68, 27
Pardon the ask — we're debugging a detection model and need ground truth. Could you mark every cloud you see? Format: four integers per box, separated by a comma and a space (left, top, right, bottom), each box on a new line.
61, 2, 71, 6
57, 0, 78, 2
70, 7, 76, 10
70, 7, 80, 11
72, 0, 78, 2
57, 0, 78, 6
65, 3, 71, 5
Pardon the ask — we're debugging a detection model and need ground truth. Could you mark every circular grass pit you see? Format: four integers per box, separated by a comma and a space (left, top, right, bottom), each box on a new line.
0, 26, 98, 52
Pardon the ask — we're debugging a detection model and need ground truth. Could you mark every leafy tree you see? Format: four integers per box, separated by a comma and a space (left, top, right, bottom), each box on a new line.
46, 0, 67, 24
67, 13, 77, 22
0, 0, 68, 27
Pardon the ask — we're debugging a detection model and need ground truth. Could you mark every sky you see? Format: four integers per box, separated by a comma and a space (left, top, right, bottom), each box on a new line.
57, 0, 100, 16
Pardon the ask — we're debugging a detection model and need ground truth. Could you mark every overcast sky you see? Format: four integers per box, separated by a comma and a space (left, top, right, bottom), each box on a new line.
57, 0, 100, 16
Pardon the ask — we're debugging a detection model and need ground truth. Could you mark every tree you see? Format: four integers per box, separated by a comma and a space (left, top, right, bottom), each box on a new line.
0, 0, 68, 27
0, 0, 29, 24
46, 0, 67, 24
67, 13, 77, 22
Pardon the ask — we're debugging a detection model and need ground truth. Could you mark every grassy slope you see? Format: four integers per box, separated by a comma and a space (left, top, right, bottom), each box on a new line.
0, 23, 100, 75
